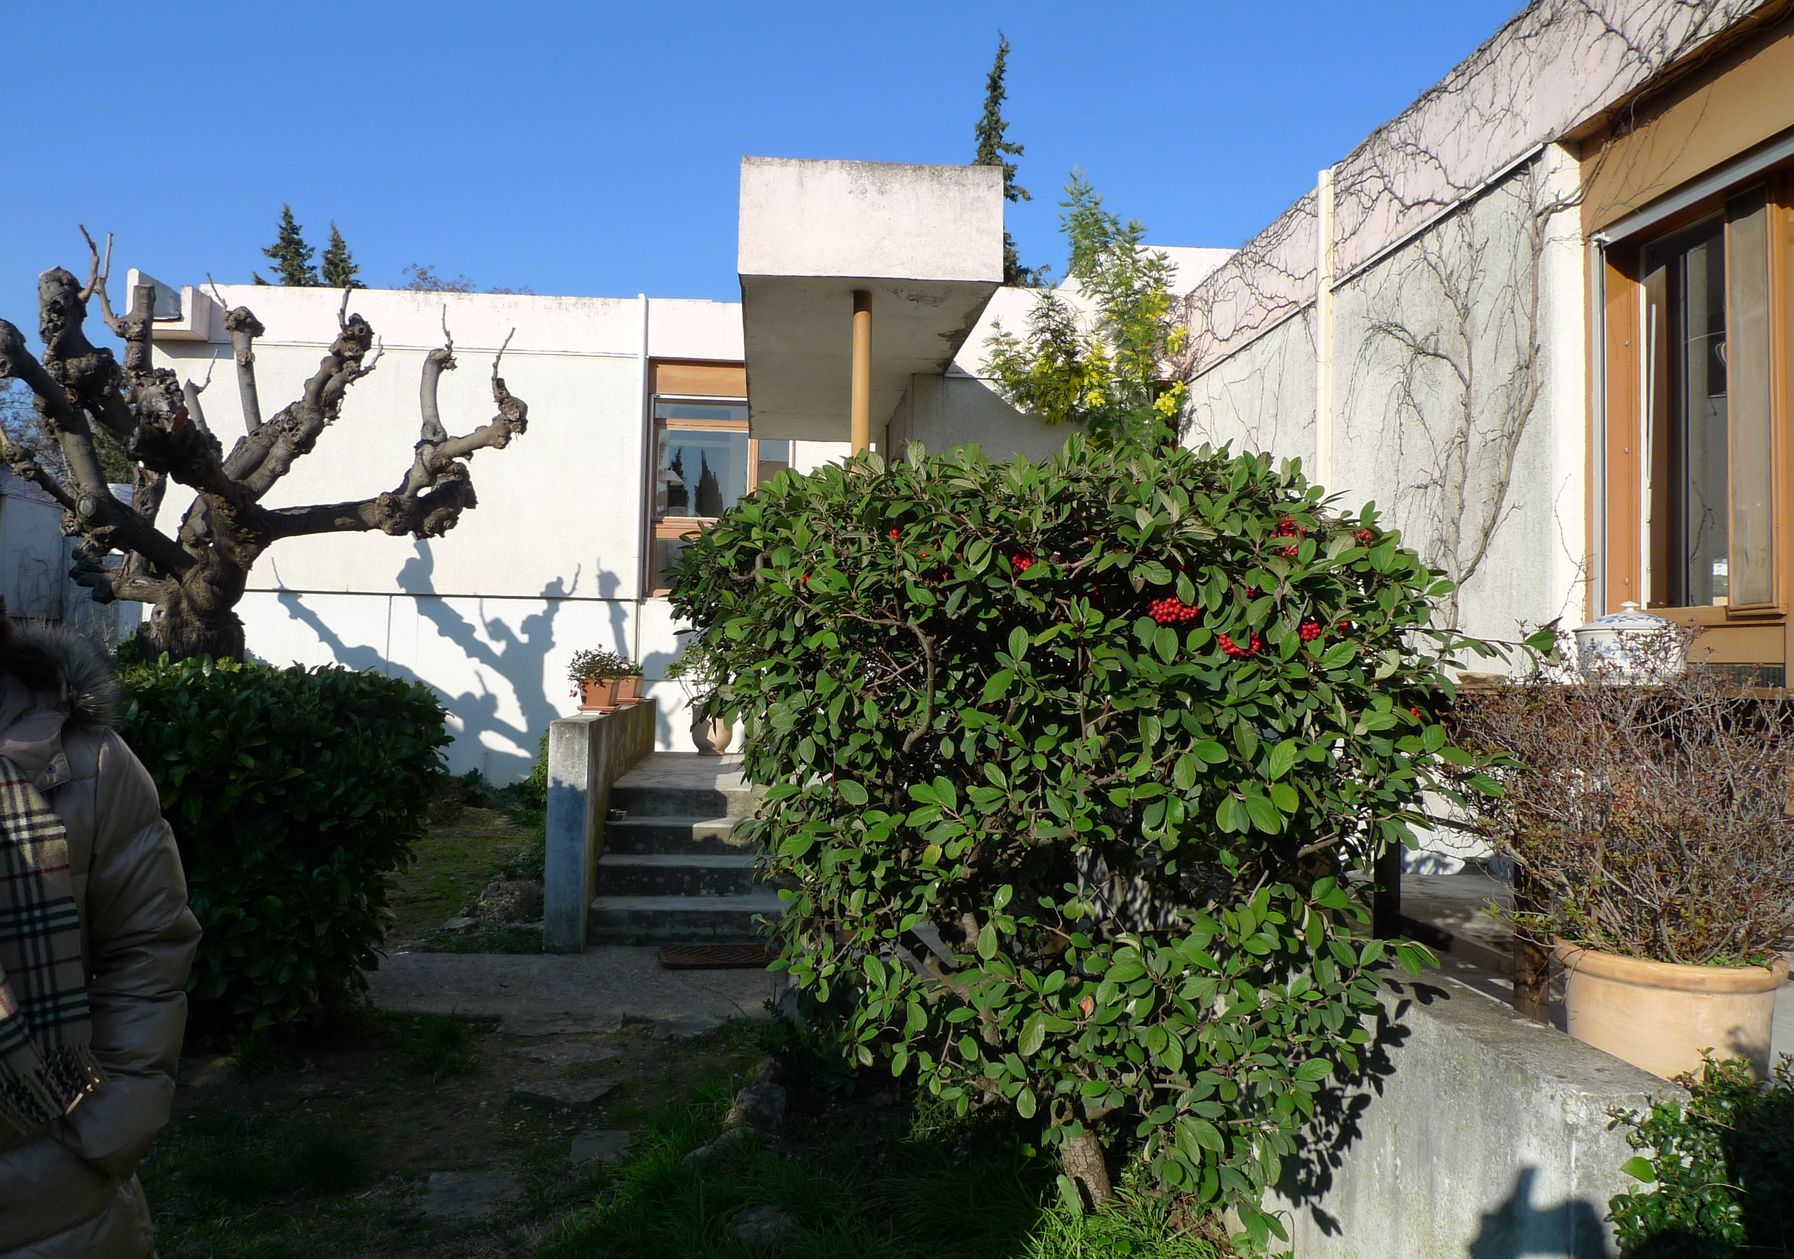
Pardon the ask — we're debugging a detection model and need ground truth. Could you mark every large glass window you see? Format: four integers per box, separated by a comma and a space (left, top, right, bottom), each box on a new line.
647, 394, 789, 593
1642, 189, 1775, 610
654, 401, 749, 518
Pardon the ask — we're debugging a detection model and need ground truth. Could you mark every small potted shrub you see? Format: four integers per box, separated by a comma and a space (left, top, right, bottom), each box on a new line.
1454, 630, 1794, 1080
568, 647, 642, 713
666, 639, 732, 754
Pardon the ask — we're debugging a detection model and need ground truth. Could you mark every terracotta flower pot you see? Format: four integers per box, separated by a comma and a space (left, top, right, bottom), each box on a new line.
692, 711, 733, 755
1554, 941, 1788, 1080
616, 674, 644, 705
577, 677, 624, 712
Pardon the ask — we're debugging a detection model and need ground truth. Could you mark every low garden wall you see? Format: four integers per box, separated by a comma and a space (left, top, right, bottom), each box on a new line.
542, 700, 657, 952
1271, 971, 1679, 1257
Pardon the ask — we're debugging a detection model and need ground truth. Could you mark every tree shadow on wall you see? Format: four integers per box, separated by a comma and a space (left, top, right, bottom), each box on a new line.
272, 542, 584, 780
1273, 980, 1421, 1240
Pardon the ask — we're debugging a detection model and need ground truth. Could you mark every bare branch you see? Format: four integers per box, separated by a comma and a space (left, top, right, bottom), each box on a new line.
77, 226, 122, 333
265, 334, 530, 543
419, 329, 457, 444
222, 305, 266, 434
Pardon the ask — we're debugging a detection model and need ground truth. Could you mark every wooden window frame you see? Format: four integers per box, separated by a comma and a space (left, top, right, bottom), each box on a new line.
1600, 168, 1794, 670
644, 370, 784, 596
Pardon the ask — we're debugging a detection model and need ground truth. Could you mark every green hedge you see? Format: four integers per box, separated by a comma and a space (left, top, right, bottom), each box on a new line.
120, 657, 449, 1031
669, 437, 1524, 1247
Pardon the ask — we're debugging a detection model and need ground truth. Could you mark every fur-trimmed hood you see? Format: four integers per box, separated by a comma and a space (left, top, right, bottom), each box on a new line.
1, 623, 123, 734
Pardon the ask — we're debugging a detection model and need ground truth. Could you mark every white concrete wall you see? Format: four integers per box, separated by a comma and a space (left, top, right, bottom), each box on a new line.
1270, 973, 1674, 1258
1, 469, 137, 645
1181, 148, 1590, 866
739, 157, 1003, 283
1184, 308, 1319, 467
149, 285, 753, 779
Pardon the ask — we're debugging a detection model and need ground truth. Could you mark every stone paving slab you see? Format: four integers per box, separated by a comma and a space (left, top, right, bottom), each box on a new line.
421, 1170, 521, 1220
366, 945, 785, 1035
512, 1077, 619, 1107
569, 1129, 632, 1166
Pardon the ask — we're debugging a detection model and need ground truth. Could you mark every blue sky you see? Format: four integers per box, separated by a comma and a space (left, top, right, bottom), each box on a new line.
4, 1, 1520, 316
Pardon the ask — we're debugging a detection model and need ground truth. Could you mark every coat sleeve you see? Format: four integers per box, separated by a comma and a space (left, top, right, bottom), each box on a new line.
57, 729, 202, 1178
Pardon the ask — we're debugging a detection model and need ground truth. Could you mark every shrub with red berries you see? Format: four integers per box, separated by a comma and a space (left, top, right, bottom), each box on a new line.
667, 433, 1518, 1243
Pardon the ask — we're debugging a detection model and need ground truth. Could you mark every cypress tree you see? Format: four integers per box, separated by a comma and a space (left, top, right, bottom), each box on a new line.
320, 223, 361, 289
263, 205, 318, 287
973, 34, 1044, 287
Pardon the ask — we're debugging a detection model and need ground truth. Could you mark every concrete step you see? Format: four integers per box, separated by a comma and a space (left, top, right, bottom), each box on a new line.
609, 784, 760, 819
588, 892, 784, 945
603, 815, 757, 855
609, 753, 760, 819
596, 851, 759, 897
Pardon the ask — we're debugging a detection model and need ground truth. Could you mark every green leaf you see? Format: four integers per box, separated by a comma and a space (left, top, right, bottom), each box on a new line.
1008, 626, 1029, 662
1243, 794, 1282, 834
1621, 1156, 1657, 1183
1154, 626, 1178, 664
1267, 740, 1297, 780
1019, 1015, 1046, 1057
982, 669, 1016, 704
1194, 739, 1228, 765
1295, 1058, 1331, 1082
977, 921, 999, 960
836, 779, 869, 806
1173, 753, 1199, 792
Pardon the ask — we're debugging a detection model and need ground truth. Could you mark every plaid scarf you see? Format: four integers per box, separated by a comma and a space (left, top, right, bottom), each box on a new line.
0, 753, 103, 1134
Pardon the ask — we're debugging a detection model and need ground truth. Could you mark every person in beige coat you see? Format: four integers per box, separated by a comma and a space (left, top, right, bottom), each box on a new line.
0, 613, 200, 1259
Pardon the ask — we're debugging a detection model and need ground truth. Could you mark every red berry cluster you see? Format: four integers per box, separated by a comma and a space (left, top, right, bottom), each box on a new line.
1299, 620, 1324, 642
1218, 631, 1263, 657
1354, 528, 1375, 544
1012, 550, 1035, 572
1273, 516, 1305, 558
1148, 596, 1200, 625
888, 527, 901, 539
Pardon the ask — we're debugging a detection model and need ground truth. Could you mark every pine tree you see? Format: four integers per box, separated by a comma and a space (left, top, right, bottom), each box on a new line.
320, 222, 361, 289
974, 34, 1044, 287
695, 450, 723, 517
263, 205, 318, 286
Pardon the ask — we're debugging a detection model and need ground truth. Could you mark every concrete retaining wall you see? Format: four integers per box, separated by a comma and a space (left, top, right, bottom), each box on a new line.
541, 700, 657, 952
1272, 973, 1678, 1257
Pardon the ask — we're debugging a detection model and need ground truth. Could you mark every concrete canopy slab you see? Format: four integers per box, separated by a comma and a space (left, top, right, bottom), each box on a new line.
738, 157, 1003, 444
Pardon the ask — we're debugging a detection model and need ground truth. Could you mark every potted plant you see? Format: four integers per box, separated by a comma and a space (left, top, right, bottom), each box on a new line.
1454, 628, 1793, 1081
567, 648, 642, 713
665, 639, 732, 754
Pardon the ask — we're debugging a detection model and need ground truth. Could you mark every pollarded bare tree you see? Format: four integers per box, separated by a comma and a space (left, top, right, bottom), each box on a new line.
0, 233, 529, 660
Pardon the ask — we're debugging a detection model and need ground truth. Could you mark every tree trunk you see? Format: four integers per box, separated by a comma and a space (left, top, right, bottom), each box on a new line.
1058, 1126, 1114, 1208
1511, 866, 1552, 1022
141, 591, 246, 662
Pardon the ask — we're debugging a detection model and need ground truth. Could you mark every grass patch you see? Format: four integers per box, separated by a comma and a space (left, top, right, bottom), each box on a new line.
388, 804, 535, 942
147, 1014, 764, 1259
387, 772, 548, 953
150, 1011, 1234, 1258
390, 1012, 480, 1079
542, 1073, 1231, 1259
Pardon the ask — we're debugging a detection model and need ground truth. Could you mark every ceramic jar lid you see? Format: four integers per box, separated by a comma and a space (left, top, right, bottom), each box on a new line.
1573, 601, 1683, 678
